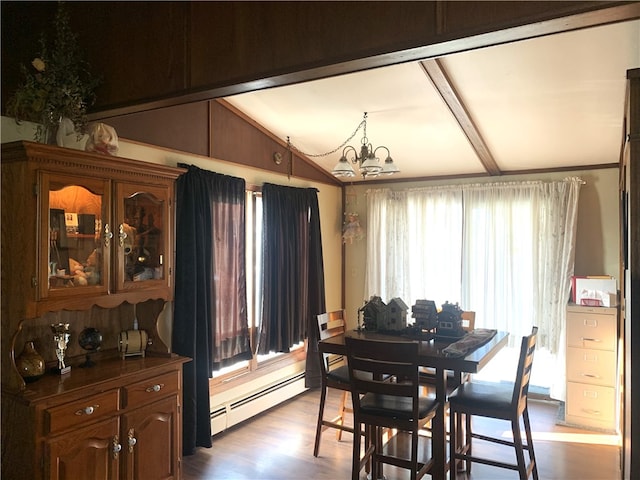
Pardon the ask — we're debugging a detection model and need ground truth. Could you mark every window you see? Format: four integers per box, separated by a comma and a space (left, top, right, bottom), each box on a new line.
365, 179, 582, 398
211, 190, 304, 386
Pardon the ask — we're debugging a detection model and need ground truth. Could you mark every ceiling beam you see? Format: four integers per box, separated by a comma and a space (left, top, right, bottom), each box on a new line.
420, 58, 502, 176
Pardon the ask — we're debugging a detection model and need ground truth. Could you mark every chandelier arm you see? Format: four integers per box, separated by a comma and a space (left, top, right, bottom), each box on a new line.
372, 145, 390, 157
342, 145, 358, 161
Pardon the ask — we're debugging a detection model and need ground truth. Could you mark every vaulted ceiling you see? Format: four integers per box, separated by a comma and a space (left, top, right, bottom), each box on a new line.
225, 20, 639, 182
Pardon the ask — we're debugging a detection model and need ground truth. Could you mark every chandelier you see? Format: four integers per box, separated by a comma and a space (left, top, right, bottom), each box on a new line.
330, 112, 399, 178
287, 112, 399, 179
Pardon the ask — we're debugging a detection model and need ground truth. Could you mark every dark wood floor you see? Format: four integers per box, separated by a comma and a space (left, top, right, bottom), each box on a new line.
182, 388, 621, 479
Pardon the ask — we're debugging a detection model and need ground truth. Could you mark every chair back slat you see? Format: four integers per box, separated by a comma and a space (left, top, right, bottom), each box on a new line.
346, 336, 436, 479
511, 326, 538, 411
317, 310, 346, 340
346, 337, 421, 415
317, 311, 347, 373
461, 311, 476, 331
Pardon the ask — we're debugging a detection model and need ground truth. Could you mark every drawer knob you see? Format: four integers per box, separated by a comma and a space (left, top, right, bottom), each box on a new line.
75, 404, 99, 416
146, 383, 164, 393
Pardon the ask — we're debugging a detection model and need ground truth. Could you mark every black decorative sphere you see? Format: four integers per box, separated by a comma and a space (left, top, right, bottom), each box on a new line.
78, 327, 102, 367
79, 327, 103, 351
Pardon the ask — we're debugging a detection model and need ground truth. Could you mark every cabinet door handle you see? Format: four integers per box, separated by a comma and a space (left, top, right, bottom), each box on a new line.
128, 428, 137, 453
75, 404, 99, 416
112, 435, 122, 459
103, 224, 114, 247
118, 224, 128, 247
146, 383, 164, 393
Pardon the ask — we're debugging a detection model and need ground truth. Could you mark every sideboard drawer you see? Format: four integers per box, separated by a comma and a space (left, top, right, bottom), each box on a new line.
566, 310, 617, 351
124, 371, 179, 408
45, 389, 120, 435
566, 347, 616, 386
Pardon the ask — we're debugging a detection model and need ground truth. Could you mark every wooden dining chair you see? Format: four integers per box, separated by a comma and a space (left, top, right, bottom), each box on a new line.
449, 326, 539, 480
345, 336, 439, 480
313, 310, 354, 457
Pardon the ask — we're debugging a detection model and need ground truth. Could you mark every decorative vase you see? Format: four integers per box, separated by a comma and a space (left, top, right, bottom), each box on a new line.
15, 341, 45, 382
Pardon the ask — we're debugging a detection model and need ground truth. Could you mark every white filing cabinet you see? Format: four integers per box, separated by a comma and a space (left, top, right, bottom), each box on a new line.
565, 304, 619, 431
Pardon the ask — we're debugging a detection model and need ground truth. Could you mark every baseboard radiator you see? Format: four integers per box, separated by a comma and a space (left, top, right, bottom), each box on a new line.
210, 372, 307, 436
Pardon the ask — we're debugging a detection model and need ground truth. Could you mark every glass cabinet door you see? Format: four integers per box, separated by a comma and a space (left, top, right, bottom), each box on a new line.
40, 173, 111, 299
116, 183, 170, 291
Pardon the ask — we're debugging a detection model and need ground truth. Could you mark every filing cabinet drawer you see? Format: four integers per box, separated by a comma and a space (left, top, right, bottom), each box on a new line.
566, 347, 616, 386
566, 382, 615, 423
124, 371, 179, 409
566, 308, 617, 351
45, 389, 120, 435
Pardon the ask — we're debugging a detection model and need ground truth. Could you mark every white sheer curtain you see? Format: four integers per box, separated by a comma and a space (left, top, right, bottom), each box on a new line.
365, 178, 582, 401
461, 182, 539, 343
365, 187, 463, 307
534, 177, 582, 400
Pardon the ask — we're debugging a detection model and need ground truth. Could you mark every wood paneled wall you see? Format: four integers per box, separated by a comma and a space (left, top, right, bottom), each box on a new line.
2, 1, 637, 119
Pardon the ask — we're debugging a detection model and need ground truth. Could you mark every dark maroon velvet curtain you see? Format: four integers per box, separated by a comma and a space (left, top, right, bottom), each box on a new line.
259, 183, 326, 388
173, 164, 251, 455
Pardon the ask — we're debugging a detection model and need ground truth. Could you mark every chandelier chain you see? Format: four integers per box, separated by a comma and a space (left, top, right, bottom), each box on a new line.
287, 116, 367, 158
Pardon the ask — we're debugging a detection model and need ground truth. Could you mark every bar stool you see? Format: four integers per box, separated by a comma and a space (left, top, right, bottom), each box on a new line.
449, 326, 539, 480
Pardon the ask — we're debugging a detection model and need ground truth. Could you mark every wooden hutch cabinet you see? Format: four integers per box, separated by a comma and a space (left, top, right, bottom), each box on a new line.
1, 141, 189, 480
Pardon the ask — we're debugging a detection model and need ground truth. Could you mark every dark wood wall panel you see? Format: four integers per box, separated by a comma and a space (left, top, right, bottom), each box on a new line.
211, 100, 338, 185
437, 1, 601, 34
0, 1, 190, 114
105, 102, 211, 157
72, 1, 190, 110
3, 1, 634, 120
188, 1, 439, 88
211, 100, 285, 173
1, 1, 58, 114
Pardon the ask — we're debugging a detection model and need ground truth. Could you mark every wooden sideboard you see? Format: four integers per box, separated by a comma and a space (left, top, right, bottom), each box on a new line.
2, 355, 189, 480
1, 141, 189, 479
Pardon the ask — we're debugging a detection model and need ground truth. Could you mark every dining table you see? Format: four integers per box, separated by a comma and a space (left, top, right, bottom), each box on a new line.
318, 328, 509, 480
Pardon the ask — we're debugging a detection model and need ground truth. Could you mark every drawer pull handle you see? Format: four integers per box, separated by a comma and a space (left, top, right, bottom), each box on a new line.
75, 404, 99, 416
581, 373, 600, 378
581, 337, 601, 342
582, 408, 602, 416
128, 428, 137, 453
112, 435, 122, 459
146, 383, 164, 393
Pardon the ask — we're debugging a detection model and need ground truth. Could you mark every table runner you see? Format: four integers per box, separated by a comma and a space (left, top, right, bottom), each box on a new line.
442, 328, 497, 357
